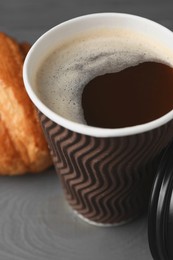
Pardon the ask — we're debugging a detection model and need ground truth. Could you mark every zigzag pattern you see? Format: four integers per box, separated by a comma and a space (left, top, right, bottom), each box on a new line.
38, 111, 173, 224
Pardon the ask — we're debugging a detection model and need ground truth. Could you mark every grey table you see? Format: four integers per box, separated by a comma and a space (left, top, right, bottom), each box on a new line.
1, 1, 173, 259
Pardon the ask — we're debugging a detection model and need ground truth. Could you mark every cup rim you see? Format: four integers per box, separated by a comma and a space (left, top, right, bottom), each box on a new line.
23, 12, 173, 137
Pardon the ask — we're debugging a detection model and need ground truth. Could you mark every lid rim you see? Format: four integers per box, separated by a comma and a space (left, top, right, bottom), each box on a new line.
148, 141, 173, 260
148, 157, 165, 260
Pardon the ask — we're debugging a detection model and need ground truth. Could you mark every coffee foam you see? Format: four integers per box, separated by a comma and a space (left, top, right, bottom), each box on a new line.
36, 28, 173, 124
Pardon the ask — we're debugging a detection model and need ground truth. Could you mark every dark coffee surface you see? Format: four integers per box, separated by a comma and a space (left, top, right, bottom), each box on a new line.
82, 62, 173, 128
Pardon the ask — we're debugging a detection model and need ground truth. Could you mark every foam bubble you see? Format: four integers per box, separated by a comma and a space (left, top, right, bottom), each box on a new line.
36, 28, 173, 124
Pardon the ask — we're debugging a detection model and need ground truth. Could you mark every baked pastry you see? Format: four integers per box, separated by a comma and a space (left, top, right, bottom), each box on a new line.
0, 33, 52, 175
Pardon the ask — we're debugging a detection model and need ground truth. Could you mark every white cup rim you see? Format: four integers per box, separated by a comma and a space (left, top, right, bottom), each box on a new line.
23, 12, 173, 137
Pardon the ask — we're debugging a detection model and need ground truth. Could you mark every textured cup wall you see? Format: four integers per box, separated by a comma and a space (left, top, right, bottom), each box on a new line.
38, 111, 173, 225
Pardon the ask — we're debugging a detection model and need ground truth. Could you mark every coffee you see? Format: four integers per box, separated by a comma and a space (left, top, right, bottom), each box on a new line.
36, 28, 173, 128
82, 62, 173, 128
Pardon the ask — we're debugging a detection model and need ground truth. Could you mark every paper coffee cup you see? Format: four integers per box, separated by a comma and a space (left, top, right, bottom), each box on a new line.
23, 13, 173, 225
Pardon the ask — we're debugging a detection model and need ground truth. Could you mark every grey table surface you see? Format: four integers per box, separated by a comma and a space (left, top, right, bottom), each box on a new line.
1, 0, 173, 259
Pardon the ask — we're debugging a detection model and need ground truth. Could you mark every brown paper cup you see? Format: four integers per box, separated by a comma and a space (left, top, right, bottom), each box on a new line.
23, 13, 173, 225
38, 111, 173, 225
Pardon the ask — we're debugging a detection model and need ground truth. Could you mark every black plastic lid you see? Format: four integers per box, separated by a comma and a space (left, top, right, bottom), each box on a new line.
148, 141, 173, 260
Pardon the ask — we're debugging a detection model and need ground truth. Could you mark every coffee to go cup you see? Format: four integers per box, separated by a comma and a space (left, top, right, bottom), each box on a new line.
23, 13, 173, 260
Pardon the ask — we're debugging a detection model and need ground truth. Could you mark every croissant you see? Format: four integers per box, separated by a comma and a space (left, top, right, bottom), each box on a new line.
0, 33, 52, 175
